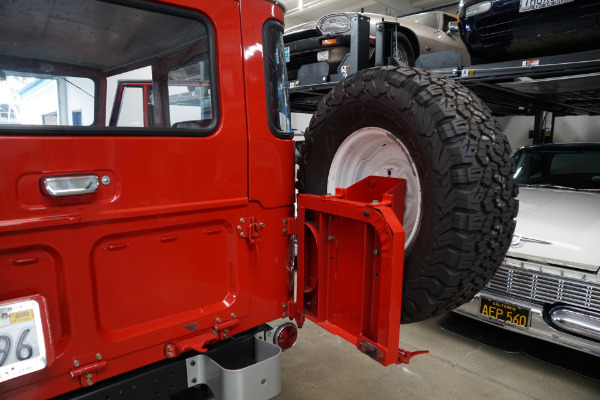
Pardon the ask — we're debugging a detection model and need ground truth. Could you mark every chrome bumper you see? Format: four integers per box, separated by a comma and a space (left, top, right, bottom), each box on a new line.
455, 291, 600, 357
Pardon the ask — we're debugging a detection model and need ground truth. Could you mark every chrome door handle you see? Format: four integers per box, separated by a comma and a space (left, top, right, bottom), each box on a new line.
41, 174, 99, 197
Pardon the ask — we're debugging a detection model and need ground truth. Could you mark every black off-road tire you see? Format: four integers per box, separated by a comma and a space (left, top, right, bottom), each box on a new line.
297, 66, 518, 323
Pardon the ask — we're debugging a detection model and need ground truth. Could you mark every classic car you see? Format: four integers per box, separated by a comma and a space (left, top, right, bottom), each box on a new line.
283, 10, 470, 85
455, 0, 600, 64
455, 143, 600, 356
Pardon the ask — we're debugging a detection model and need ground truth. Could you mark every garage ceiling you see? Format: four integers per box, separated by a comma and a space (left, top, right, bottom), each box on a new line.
284, 0, 458, 27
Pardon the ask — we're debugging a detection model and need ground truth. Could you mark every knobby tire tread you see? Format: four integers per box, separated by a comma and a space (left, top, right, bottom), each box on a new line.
297, 66, 518, 323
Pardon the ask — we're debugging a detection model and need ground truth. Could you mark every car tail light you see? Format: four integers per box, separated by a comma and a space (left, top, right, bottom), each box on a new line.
274, 323, 297, 350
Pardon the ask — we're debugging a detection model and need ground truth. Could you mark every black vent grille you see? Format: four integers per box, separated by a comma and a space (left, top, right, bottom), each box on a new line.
286, 51, 321, 80
284, 29, 320, 44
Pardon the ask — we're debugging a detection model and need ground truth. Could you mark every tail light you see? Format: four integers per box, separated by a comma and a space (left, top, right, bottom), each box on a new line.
274, 322, 297, 350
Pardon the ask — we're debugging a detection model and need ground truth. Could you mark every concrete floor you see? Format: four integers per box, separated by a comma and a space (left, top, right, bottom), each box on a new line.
275, 314, 600, 400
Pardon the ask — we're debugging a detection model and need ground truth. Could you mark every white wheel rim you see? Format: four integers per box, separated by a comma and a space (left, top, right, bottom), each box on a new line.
327, 127, 422, 248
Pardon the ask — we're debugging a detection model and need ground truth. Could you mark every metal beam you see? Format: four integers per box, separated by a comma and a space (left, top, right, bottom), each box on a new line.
410, 0, 455, 8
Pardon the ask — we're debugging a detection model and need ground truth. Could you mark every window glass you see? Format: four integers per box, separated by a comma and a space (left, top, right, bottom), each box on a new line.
264, 21, 292, 137
514, 147, 600, 190
402, 13, 438, 30
168, 59, 213, 127
0, 0, 215, 134
116, 87, 144, 127
0, 75, 94, 126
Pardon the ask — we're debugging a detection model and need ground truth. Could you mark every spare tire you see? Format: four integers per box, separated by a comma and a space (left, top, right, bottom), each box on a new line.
297, 66, 518, 323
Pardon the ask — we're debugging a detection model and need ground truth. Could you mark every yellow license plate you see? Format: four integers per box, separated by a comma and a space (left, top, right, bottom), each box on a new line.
479, 297, 530, 327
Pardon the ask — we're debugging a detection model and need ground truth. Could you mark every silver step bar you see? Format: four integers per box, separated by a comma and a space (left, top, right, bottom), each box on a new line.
186, 333, 282, 400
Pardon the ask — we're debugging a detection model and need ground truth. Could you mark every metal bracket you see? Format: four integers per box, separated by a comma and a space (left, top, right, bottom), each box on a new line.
70, 353, 106, 387
281, 301, 298, 320
166, 318, 240, 358
185, 336, 281, 400
281, 217, 297, 236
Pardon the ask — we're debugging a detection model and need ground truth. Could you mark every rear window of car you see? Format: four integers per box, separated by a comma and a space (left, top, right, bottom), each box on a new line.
0, 0, 217, 135
401, 12, 439, 30
514, 147, 600, 190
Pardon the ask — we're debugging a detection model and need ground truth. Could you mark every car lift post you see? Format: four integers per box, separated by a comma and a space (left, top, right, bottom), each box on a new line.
375, 20, 400, 67
532, 110, 555, 144
350, 12, 370, 75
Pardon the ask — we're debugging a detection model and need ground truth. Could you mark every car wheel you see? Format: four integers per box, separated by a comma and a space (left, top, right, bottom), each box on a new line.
297, 66, 518, 323
392, 32, 415, 67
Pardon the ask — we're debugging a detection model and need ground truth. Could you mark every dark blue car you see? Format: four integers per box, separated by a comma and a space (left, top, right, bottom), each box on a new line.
456, 0, 600, 63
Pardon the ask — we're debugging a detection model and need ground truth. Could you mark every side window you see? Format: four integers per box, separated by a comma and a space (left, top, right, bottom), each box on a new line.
407, 13, 439, 30
0, 0, 216, 135
116, 86, 145, 127
0, 76, 95, 126
263, 21, 292, 138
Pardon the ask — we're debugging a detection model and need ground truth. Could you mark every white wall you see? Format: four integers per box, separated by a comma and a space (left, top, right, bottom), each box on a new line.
554, 116, 600, 143
497, 116, 534, 150
293, 112, 600, 150
20, 80, 58, 124
291, 112, 313, 141
498, 115, 600, 151
65, 77, 95, 125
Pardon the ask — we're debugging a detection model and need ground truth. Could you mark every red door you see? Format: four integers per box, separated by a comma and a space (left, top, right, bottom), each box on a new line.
0, 1, 292, 397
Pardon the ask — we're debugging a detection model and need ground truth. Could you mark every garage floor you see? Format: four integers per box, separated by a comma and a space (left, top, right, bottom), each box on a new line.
275, 314, 600, 400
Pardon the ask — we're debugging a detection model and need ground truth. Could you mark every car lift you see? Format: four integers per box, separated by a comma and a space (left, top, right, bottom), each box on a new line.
289, 11, 600, 125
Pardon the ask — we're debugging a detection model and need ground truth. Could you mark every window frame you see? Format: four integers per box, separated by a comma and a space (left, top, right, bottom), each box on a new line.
0, 0, 219, 137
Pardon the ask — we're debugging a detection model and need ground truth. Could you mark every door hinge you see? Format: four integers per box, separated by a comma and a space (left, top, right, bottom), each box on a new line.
70, 353, 107, 387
